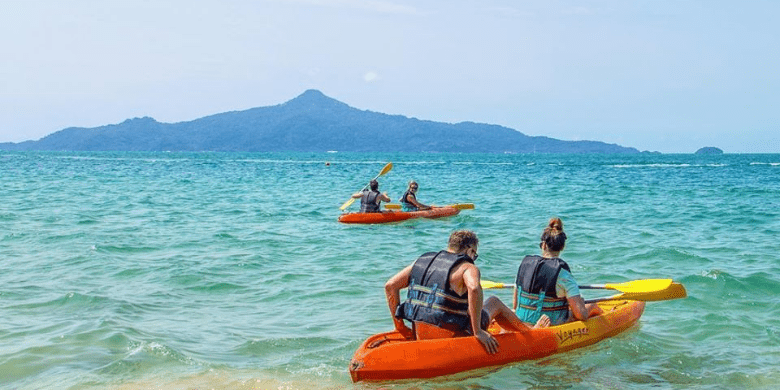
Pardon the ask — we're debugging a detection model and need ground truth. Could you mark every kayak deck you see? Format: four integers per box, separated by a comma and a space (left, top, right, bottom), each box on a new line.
349, 300, 645, 382
338, 206, 460, 224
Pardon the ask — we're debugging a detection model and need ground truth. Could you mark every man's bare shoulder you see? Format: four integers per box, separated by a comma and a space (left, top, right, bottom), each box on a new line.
451, 260, 479, 279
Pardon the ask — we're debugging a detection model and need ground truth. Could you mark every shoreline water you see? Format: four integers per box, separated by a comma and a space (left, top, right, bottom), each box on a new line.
2, 151, 779, 389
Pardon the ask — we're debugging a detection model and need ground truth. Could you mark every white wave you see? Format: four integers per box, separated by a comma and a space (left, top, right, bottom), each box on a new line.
451, 161, 513, 165
397, 161, 447, 165
750, 162, 780, 166
611, 163, 696, 168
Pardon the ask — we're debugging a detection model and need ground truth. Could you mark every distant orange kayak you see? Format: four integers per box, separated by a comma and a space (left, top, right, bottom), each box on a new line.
349, 300, 645, 382
338, 206, 460, 224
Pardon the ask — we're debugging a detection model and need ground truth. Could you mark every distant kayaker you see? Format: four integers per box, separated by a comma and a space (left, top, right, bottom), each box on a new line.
385, 230, 544, 355
399, 180, 431, 211
351, 180, 390, 213
512, 218, 604, 327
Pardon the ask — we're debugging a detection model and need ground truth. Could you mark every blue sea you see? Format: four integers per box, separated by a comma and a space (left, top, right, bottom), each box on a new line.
1, 151, 779, 390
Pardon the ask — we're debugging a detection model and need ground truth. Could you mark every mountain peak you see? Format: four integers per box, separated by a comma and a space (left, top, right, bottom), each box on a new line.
299, 89, 327, 99
120, 116, 158, 125
282, 89, 350, 111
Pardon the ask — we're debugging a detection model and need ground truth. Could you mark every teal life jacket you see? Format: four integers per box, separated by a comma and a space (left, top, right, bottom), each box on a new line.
400, 190, 418, 211
514, 255, 571, 325
395, 251, 474, 333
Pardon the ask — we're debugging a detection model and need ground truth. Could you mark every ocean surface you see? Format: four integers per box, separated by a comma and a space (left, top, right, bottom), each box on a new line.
1, 151, 779, 390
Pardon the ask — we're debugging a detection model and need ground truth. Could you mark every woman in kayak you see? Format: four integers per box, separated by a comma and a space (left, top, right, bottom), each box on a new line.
351, 179, 391, 213
512, 218, 603, 327
399, 181, 430, 211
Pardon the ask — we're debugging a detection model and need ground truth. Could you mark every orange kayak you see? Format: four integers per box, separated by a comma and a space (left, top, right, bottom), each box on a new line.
349, 300, 645, 382
338, 206, 460, 224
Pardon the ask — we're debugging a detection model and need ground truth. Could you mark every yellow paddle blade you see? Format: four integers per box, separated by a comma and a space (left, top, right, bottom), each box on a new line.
480, 280, 514, 289
340, 162, 393, 210
604, 279, 673, 293
378, 162, 393, 176
384, 203, 474, 210
586, 282, 687, 303
619, 282, 687, 301
451, 203, 474, 210
580, 279, 673, 294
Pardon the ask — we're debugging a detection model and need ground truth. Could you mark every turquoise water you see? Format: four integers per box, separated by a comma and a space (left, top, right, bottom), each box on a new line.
1, 151, 779, 390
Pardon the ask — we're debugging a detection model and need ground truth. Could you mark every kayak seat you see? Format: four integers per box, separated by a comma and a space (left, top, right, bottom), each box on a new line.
413, 321, 467, 340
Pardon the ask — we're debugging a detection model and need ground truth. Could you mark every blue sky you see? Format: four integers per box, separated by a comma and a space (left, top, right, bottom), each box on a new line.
1, 0, 778, 153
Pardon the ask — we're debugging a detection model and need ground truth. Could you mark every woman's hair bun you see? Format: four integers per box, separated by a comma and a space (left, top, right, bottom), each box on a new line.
541, 217, 567, 252
548, 217, 564, 232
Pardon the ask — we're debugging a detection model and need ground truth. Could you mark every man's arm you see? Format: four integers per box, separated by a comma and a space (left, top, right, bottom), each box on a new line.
566, 295, 604, 321
385, 264, 414, 337
558, 269, 603, 321
462, 264, 499, 354
379, 192, 391, 202
407, 194, 429, 209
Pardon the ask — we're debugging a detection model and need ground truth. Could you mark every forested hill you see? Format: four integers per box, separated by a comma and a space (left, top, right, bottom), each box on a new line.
0, 90, 639, 153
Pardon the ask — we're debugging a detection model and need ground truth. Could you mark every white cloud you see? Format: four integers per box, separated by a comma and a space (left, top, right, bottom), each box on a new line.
363, 71, 379, 82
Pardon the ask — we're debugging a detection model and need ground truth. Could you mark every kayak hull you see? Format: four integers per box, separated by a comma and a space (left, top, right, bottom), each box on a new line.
338, 206, 460, 224
349, 300, 645, 382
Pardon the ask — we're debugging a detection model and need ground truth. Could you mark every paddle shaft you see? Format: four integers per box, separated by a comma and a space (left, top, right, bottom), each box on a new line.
480, 279, 687, 302
385, 203, 474, 210
483, 279, 673, 293
484, 283, 662, 290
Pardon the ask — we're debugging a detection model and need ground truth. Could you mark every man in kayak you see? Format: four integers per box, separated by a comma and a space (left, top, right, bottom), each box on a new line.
385, 230, 544, 355
512, 218, 603, 327
399, 180, 431, 211
351, 179, 391, 213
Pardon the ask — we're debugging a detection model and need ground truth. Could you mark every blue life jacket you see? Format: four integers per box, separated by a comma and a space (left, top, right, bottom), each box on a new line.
359, 190, 381, 213
514, 255, 571, 325
395, 251, 475, 333
400, 190, 418, 211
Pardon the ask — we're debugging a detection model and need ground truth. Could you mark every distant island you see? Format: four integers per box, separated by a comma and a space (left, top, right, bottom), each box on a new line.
695, 147, 724, 155
0, 90, 641, 153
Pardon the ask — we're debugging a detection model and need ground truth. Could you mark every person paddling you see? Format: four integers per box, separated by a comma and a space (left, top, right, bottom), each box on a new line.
512, 218, 603, 327
399, 180, 430, 211
385, 230, 544, 355
351, 179, 390, 213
